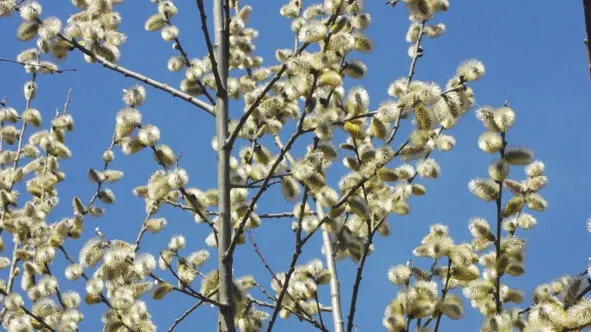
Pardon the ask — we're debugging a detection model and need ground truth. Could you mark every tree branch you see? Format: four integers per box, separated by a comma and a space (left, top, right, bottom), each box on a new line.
158, 5, 214, 104
494, 132, 507, 314
266, 190, 311, 332
56, 34, 215, 116
0, 57, 77, 73
346, 128, 441, 332
225, 43, 309, 149
168, 300, 204, 332
433, 258, 453, 332
225, 87, 313, 259
196, 0, 223, 92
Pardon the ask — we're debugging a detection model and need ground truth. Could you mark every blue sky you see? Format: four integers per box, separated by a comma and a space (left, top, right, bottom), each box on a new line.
0, 0, 590, 331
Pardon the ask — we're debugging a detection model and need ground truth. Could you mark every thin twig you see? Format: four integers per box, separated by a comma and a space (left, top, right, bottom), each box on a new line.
157, 252, 223, 307
433, 259, 453, 332
168, 300, 205, 332
225, 41, 310, 149
0, 71, 36, 319
346, 129, 441, 332
0, 57, 78, 73
62, 88, 73, 114
314, 291, 327, 331
494, 132, 507, 314
196, 0, 223, 91
225, 79, 315, 259
134, 211, 154, 253
406, 21, 426, 85
385, 21, 426, 145
55, 34, 214, 115
57, 245, 135, 331
250, 297, 327, 330
232, 179, 282, 189
333, 139, 410, 210
258, 212, 297, 219
266, 190, 311, 332
563, 321, 591, 331
45, 264, 68, 310
155, 3, 214, 104
246, 231, 290, 298
150, 145, 218, 239
225, 64, 287, 148
12, 301, 57, 332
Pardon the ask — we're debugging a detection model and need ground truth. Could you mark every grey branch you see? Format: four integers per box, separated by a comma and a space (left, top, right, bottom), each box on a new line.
56, 34, 215, 116
196, 0, 223, 92
0, 57, 78, 73
168, 301, 203, 332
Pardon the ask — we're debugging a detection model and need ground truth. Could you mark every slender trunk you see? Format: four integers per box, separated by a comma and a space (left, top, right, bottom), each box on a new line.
317, 202, 344, 332
213, 0, 235, 331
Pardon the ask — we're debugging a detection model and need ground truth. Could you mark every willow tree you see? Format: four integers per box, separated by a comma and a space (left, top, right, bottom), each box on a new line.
0, 0, 588, 331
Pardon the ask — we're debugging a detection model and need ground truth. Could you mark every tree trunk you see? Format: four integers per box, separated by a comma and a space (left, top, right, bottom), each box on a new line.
213, 0, 235, 331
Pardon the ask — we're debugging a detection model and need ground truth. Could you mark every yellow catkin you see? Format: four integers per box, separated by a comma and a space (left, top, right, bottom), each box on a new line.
414, 103, 432, 130
318, 70, 342, 88
376, 168, 399, 182
503, 196, 525, 217
370, 118, 387, 140
343, 121, 365, 140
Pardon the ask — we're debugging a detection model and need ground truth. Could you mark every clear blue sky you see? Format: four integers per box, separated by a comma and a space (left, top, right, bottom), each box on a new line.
0, 1, 589, 331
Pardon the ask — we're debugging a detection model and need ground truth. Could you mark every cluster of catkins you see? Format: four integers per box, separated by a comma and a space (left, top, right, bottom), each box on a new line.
12, 0, 126, 63
2, 0, 587, 330
464, 106, 590, 331
147, 0, 262, 98
114, 84, 273, 330
384, 104, 591, 331
384, 225, 469, 331
236, 0, 479, 267
380, 0, 591, 331
0, 50, 85, 330
270, 259, 331, 320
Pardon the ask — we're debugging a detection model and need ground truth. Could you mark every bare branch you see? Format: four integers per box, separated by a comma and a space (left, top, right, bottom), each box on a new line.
245, 230, 319, 326
168, 301, 204, 332
134, 211, 154, 253
56, 34, 215, 116
266, 190, 310, 332
149, 145, 218, 238
225, 64, 288, 148
346, 129, 441, 332
157, 251, 223, 307
494, 132, 507, 314
196, 0, 223, 91
225, 102, 311, 259
0, 57, 78, 73
314, 291, 327, 332
62, 88, 73, 114
433, 259, 453, 331
57, 245, 135, 331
